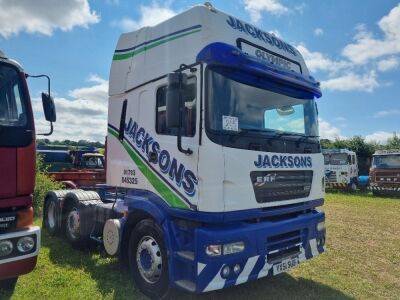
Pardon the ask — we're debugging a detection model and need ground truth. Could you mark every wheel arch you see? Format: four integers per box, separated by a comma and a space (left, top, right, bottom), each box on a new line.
119, 200, 168, 267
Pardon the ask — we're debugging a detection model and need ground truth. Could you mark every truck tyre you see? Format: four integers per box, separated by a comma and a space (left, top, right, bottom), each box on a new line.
44, 198, 59, 235
64, 202, 88, 247
350, 182, 357, 192
128, 219, 170, 299
0, 277, 18, 291
372, 190, 381, 197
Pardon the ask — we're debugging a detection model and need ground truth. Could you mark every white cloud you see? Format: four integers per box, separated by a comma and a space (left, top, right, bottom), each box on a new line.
373, 109, 400, 118
296, 44, 349, 73
34, 75, 108, 142
365, 131, 395, 144
321, 71, 379, 92
377, 57, 400, 72
0, 0, 99, 38
319, 118, 344, 140
112, 3, 177, 31
342, 4, 400, 64
314, 28, 324, 36
243, 0, 289, 23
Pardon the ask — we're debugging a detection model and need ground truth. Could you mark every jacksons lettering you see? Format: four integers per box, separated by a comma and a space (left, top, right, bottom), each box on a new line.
255, 154, 312, 168
125, 118, 198, 197
226, 16, 297, 57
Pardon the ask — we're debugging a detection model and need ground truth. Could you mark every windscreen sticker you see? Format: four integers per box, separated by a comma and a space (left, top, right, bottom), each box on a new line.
223, 115, 239, 131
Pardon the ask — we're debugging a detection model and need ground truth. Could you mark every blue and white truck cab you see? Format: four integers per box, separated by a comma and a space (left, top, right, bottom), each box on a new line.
43, 3, 326, 298
322, 149, 358, 190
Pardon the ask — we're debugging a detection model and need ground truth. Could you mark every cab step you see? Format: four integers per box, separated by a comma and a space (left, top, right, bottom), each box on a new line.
176, 251, 195, 261
175, 280, 196, 292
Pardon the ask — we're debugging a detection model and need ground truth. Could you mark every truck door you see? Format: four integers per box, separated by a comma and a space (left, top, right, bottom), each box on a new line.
152, 68, 200, 209
0, 63, 33, 201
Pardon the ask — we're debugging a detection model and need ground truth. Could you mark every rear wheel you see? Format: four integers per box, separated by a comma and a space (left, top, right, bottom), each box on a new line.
44, 199, 59, 235
64, 203, 87, 247
128, 219, 169, 299
0, 277, 18, 291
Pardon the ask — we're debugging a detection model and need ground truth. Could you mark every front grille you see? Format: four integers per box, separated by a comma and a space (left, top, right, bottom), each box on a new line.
250, 171, 313, 203
325, 171, 337, 183
375, 172, 400, 185
266, 230, 303, 263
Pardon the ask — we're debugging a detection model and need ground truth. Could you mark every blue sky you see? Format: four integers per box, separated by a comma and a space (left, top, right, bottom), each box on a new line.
0, 0, 399, 142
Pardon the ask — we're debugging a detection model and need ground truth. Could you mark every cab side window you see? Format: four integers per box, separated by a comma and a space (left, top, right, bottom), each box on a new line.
156, 76, 196, 137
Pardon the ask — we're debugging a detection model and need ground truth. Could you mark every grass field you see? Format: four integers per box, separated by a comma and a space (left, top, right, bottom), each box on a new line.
1, 193, 400, 300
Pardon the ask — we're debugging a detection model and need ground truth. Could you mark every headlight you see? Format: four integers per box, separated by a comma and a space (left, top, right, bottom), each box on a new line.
206, 241, 245, 256
17, 236, 35, 253
0, 240, 13, 257
223, 241, 245, 255
317, 221, 326, 231
206, 245, 222, 256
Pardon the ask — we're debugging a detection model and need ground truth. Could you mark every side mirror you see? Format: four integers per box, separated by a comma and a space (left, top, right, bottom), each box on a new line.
42, 92, 56, 122
166, 72, 187, 129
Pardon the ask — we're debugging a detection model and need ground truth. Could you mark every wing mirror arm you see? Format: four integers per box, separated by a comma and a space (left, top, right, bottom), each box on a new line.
26, 74, 56, 136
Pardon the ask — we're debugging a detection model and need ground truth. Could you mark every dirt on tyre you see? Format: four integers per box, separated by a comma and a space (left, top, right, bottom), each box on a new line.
128, 219, 170, 299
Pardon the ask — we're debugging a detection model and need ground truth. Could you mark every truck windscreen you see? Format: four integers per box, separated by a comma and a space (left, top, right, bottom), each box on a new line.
372, 155, 400, 169
0, 63, 33, 147
328, 153, 349, 165
206, 69, 318, 140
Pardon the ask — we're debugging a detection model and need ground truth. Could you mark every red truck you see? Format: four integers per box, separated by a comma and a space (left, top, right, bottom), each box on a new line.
368, 150, 400, 196
0, 50, 56, 290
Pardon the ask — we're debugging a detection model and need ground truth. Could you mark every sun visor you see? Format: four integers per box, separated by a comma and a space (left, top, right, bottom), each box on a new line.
196, 42, 322, 99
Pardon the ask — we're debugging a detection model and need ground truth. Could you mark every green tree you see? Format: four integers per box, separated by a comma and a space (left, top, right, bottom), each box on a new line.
386, 133, 400, 149
33, 155, 63, 216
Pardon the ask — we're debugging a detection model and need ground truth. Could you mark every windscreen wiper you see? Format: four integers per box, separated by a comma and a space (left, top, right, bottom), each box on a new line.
272, 132, 319, 140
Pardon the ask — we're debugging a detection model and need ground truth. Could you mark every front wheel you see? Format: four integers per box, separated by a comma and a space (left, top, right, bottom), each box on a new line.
349, 182, 358, 191
0, 277, 18, 291
128, 219, 169, 299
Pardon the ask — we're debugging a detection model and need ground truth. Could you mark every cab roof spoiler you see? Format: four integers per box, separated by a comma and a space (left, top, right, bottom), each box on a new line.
196, 42, 322, 99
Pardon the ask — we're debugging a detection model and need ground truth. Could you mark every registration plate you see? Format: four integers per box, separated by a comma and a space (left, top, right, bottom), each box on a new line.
273, 256, 299, 275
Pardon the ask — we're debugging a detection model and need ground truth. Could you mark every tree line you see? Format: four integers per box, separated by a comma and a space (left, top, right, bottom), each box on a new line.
37, 138, 104, 148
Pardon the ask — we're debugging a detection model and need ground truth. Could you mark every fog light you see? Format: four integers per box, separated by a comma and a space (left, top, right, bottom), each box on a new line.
0, 240, 13, 257
17, 236, 35, 253
233, 264, 241, 274
317, 221, 325, 231
206, 245, 222, 256
317, 237, 325, 247
223, 241, 245, 255
221, 265, 230, 278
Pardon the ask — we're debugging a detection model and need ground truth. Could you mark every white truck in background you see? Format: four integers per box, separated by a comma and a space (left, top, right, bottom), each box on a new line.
323, 149, 358, 190
43, 3, 326, 298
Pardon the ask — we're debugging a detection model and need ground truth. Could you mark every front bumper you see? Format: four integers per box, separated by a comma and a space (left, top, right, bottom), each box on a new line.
0, 226, 40, 279
325, 182, 348, 189
174, 211, 325, 293
368, 185, 400, 193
